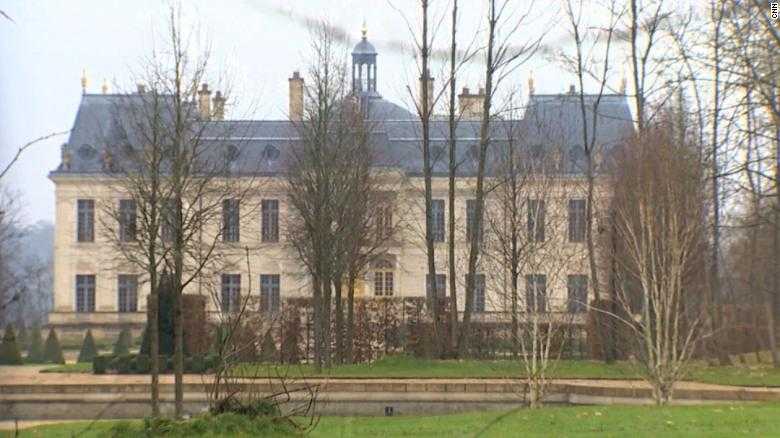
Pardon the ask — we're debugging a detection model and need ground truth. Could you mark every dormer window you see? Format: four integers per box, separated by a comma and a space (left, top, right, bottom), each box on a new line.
262, 144, 280, 161
224, 144, 240, 163
78, 144, 97, 160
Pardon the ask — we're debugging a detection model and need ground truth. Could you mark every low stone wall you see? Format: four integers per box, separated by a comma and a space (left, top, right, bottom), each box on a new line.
1, 378, 778, 420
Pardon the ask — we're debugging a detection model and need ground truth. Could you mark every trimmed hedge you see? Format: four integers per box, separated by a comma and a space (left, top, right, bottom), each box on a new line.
113, 327, 132, 355
0, 325, 23, 365
93, 353, 218, 375
78, 329, 98, 363
43, 328, 65, 364
27, 326, 44, 363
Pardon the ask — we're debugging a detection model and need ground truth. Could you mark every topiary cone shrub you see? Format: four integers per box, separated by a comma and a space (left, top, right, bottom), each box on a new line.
27, 326, 44, 363
0, 325, 23, 365
259, 329, 278, 363
113, 327, 132, 355
16, 325, 28, 351
43, 328, 65, 364
78, 329, 98, 363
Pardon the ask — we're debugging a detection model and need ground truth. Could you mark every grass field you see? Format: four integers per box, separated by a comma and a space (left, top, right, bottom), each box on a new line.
41, 355, 780, 387
7, 404, 780, 437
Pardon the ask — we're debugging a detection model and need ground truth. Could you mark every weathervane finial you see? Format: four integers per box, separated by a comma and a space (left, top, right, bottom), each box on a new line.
361, 19, 367, 39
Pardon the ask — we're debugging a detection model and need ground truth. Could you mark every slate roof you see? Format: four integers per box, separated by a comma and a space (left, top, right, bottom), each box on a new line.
52, 91, 634, 178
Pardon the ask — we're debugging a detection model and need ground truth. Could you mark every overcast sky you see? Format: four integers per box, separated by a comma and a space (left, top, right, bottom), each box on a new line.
0, 0, 620, 225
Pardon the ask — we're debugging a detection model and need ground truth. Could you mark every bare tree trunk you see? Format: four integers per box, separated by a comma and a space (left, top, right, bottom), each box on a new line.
346, 274, 356, 364
419, 0, 440, 354
772, 125, 780, 367
173, 271, 183, 417
446, 0, 459, 358
459, 0, 497, 357
334, 278, 344, 364
312, 274, 323, 371
148, 277, 160, 417
629, 0, 645, 132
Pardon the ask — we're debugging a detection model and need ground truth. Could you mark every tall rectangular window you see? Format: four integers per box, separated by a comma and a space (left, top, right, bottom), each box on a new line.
467, 274, 486, 312
374, 271, 394, 296
119, 199, 137, 242
262, 199, 279, 242
431, 199, 445, 242
260, 274, 281, 314
161, 198, 176, 242
527, 199, 545, 242
567, 275, 588, 313
376, 203, 393, 240
117, 274, 138, 312
568, 199, 586, 243
77, 199, 95, 242
75, 274, 96, 312
525, 274, 547, 313
466, 199, 483, 242
221, 274, 241, 313
222, 199, 240, 242
426, 274, 447, 302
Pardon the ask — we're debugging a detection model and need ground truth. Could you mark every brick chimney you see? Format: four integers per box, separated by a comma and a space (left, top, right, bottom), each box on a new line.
458, 86, 484, 120
212, 91, 225, 121
197, 83, 212, 120
289, 71, 304, 122
419, 70, 434, 114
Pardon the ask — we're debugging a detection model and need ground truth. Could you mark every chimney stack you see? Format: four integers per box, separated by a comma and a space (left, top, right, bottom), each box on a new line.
213, 91, 225, 121
568, 84, 576, 95
458, 86, 485, 120
81, 69, 88, 95
101, 79, 109, 94
136, 83, 146, 94
419, 70, 434, 114
198, 83, 212, 120
289, 71, 304, 122
528, 72, 535, 96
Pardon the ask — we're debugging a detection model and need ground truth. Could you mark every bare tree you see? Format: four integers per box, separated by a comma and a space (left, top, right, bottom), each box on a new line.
458, 0, 544, 356
610, 121, 709, 404
723, 0, 780, 367
285, 22, 383, 369
101, 7, 256, 418
559, 0, 623, 362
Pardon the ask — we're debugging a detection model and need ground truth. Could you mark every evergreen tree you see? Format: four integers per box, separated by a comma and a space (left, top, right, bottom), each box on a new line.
27, 326, 44, 363
0, 325, 23, 365
43, 328, 65, 364
113, 327, 132, 355
78, 329, 98, 363
16, 325, 28, 351
260, 330, 278, 363
141, 277, 177, 356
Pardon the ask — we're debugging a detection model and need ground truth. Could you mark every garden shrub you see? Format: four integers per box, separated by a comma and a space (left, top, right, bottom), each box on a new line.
27, 326, 44, 363
43, 328, 65, 364
93, 354, 113, 374
77, 329, 98, 363
113, 327, 132, 355
16, 325, 28, 350
140, 276, 176, 356
132, 354, 151, 373
259, 330, 277, 363
0, 325, 23, 365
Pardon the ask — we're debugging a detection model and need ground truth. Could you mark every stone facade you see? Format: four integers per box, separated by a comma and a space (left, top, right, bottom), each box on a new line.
47, 29, 632, 335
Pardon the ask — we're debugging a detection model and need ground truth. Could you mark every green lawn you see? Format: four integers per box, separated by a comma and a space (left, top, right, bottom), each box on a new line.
8, 404, 780, 437
40, 355, 780, 387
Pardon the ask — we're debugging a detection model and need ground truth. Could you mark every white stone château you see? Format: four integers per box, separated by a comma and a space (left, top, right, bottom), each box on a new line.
48, 29, 633, 336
